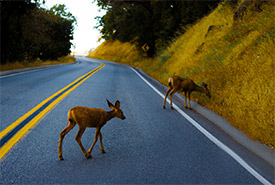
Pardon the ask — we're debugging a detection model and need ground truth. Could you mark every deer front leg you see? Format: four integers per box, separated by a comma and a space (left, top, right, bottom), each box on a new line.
87, 127, 100, 158
99, 131, 106, 154
163, 87, 172, 109
188, 92, 192, 110
75, 127, 89, 158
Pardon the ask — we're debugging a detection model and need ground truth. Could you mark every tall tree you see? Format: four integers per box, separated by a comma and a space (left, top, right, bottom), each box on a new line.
95, 0, 221, 57
0, 1, 76, 64
1, 0, 36, 63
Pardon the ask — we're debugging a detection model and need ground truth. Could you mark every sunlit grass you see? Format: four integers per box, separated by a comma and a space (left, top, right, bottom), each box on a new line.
88, 40, 140, 65
88, 1, 275, 148
0, 55, 76, 71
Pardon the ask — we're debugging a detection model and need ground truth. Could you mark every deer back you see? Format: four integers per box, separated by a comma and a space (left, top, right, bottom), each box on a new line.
172, 76, 196, 92
68, 106, 108, 128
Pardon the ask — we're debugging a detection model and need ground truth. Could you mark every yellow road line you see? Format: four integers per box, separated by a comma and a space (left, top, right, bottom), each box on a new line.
0, 63, 103, 140
0, 62, 104, 160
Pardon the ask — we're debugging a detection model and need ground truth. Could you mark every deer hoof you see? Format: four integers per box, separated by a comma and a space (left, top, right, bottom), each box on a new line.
59, 156, 64, 160
170, 107, 174, 110
85, 153, 92, 159
86, 155, 92, 159
101, 150, 106, 154
163, 106, 166, 109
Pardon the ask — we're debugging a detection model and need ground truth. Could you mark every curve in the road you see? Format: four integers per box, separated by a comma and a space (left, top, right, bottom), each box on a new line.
0, 62, 104, 160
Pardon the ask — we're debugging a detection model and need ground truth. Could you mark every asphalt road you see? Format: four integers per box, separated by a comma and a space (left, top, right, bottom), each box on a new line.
0, 57, 273, 184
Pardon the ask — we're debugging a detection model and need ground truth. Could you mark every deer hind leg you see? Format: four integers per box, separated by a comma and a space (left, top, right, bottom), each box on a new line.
163, 86, 172, 109
58, 120, 76, 160
75, 127, 88, 158
99, 131, 106, 153
87, 127, 100, 158
184, 92, 188, 108
169, 89, 177, 110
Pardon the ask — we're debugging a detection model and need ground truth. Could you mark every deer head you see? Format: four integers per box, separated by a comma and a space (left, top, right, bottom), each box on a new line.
202, 82, 211, 98
107, 99, 126, 120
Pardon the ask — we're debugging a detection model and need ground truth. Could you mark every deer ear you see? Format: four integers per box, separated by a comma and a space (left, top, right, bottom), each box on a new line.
115, 100, 120, 109
106, 99, 115, 109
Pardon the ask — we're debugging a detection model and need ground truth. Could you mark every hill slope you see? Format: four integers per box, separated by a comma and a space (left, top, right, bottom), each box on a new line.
88, 0, 275, 148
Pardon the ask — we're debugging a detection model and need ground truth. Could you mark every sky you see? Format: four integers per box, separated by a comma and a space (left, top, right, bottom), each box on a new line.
42, 0, 106, 54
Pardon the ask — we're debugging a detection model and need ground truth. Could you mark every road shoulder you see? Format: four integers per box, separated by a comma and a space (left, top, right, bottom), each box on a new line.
132, 67, 275, 169
0, 62, 77, 77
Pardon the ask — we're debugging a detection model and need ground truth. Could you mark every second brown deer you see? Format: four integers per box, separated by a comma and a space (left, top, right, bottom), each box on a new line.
163, 76, 211, 110
58, 99, 126, 160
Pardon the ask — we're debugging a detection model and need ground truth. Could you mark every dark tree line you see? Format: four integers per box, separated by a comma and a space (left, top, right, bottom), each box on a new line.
1, 0, 76, 64
95, 0, 222, 57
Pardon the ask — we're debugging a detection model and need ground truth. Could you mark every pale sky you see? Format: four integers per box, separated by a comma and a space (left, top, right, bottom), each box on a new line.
42, 0, 106, 54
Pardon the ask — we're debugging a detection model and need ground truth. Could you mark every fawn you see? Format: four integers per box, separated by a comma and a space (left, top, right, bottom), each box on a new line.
58, 99, 126, 160
163, 76, 211, 110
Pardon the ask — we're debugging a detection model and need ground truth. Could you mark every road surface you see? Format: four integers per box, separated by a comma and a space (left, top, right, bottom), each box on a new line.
0, 57, 273, 184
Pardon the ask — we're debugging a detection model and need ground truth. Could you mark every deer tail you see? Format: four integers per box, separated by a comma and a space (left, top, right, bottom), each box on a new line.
67, 109, 77, 126
168, 77, 173, 87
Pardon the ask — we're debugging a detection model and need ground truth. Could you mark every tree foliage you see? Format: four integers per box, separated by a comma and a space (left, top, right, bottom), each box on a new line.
0, 0, 76, 64
95, 0, 222, 57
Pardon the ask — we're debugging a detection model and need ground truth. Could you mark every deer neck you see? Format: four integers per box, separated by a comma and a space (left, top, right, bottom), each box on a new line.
194, 84, 206, 94
106, 110, 116, 121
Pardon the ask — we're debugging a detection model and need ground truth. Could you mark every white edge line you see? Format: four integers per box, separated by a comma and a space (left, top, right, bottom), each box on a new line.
131, 68, 271, 185
0, 62, 78, 79
0, 70, 39, 78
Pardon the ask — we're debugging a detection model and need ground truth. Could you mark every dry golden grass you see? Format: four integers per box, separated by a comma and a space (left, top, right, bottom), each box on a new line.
89, 1, 275, 148
0, 55, 76, 71
88, 40, 140, 65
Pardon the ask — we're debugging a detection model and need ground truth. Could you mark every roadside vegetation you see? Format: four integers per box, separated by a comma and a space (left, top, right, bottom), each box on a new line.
1, 1, 76, 65
0, 55, 75, 71
95, 0, 221, 57
89, 0, 275, 148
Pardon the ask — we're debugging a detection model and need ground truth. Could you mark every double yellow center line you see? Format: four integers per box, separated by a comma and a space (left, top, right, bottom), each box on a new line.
0, 62, 105, 160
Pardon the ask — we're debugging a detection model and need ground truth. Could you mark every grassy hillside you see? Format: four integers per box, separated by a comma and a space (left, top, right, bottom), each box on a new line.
88, 1, 275, 148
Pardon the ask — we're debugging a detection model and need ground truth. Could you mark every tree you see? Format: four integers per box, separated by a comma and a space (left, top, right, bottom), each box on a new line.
41, 4, 76, 60
95, 0, 221, 57
0, 1, 76, 64
1, 0, 37, 63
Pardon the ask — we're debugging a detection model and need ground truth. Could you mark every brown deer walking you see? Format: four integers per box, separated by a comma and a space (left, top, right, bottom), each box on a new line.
163, 76, 211, 110
58, 99, 126, 160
